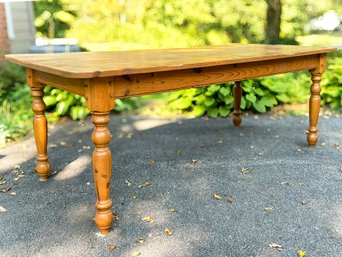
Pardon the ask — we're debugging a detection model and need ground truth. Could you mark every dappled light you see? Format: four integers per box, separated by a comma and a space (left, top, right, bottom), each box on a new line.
53, 155, 91, 181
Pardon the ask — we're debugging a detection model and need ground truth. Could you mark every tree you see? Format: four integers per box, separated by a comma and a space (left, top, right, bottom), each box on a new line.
265, 0, 282, 43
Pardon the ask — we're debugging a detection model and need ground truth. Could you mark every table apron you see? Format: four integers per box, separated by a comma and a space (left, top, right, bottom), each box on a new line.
31, 54, 321, 99
114, 54, 320, 98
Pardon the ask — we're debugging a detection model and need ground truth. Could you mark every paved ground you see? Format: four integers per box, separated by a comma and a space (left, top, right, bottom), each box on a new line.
1, 113, 342, 257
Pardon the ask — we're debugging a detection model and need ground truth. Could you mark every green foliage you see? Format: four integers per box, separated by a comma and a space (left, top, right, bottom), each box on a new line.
43, 86, 141, 121
167, 57, 342, 118
321, 58, 342, 109
42, 86, 89, 121
0, 63, 140, 144
0, 64, 32, 145
167, 72, 312, 118
33, 0, 76, 38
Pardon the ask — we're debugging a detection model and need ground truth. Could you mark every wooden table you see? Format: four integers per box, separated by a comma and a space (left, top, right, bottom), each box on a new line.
5, 44, 336, 235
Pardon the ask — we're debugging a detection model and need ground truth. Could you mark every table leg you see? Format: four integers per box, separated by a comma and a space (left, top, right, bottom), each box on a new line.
91, 111, 113, 235
307, 71, 322, 147
232, 81, 243, 127
31, 86, 50, 181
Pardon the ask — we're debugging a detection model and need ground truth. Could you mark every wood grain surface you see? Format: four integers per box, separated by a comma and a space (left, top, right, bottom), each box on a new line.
5, 44, 335, 78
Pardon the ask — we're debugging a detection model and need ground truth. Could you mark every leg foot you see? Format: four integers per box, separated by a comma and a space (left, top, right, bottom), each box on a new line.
232, 81, 243, 127
307, 71, 322, 147
31, 87, 50, 180
91, 112, 113, 235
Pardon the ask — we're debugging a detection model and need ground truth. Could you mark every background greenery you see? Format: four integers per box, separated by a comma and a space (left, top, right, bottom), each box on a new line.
0, 0, 341, 145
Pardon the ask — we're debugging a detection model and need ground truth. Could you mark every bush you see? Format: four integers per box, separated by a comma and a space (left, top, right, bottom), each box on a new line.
43, 86, 141, 121
167, 56, 342, 117
0, 63, 141, 144
0, 64, 32, 145
321, 58, 342, 109
167, 71, 311, 118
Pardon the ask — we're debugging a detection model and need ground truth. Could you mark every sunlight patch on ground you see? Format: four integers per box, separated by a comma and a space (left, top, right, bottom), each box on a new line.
332, 205, 342, 236
133, 118, 176, 131
54, 155, 91, 181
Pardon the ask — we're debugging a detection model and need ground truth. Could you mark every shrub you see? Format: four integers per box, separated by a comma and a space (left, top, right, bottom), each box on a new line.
321, 58, 342, 109
166, 71, 311, 118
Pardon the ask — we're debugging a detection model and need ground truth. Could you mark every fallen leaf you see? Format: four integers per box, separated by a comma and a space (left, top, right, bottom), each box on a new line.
164, 228, 173, 236
125, 180, 132, 187
213, 194, 222, 200
131, 251, 141, 257
298, 250, 307, 257
227, 196, 234, 203
132, 195, 138, 199
264, 206, 274, 212
135, 238, 144, 244
9, 192, 16, 196
139, 181, 151, 188
0, 188, 11, 193
217, 140, 223, 144
269, 243, 283, 251
199, 144, 206, 148
0, 206, 7, 213
148, 160, 156, 165
142, 216, 155, 223
240, 167, 251, 174
301, 200, 309, 205
112, 212, 118, 220
0, 179, 6, 185
108, 243, 117, 250
332, 143, 341, 149
170, 208, 178, 212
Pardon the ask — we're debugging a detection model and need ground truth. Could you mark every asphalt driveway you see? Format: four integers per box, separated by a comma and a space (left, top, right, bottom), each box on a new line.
0, 113, 342, 257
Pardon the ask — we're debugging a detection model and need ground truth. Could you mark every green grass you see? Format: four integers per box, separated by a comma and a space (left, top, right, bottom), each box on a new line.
297, 32, 342, 47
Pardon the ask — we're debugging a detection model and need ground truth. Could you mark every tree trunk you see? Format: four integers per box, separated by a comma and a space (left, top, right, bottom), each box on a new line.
265, 0, 282, 43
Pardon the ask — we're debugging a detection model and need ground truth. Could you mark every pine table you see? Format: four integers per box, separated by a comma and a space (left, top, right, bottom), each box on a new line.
5, 44, 336, 235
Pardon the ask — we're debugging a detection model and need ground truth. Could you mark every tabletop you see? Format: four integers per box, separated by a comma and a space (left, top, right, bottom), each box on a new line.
5, 44, 336, 79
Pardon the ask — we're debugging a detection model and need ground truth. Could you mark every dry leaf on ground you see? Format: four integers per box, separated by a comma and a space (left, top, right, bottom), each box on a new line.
298, 250, 307, 257
164, 228, 173, 236
135, 238, 144, 244
131, 251, 141, 257
213, 194, 222, 200
264, 206, 274, 212
0, 188, 11, 193
108, 243, 117, 250
0, 206, 7, 213
240, 167, 251, 174
139, 181, 151, 188
269, 243, 283, 251
142, 216, 155, 223
125, 180, 132, 187
227, 196, 234, 203
148, 160, 156, 165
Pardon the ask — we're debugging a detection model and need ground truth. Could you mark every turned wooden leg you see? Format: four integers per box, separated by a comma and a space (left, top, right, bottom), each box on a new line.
232, 81, 243, 127
307, 71, 322, 147
91, 112, 113, 235
31, 87, 50, 181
